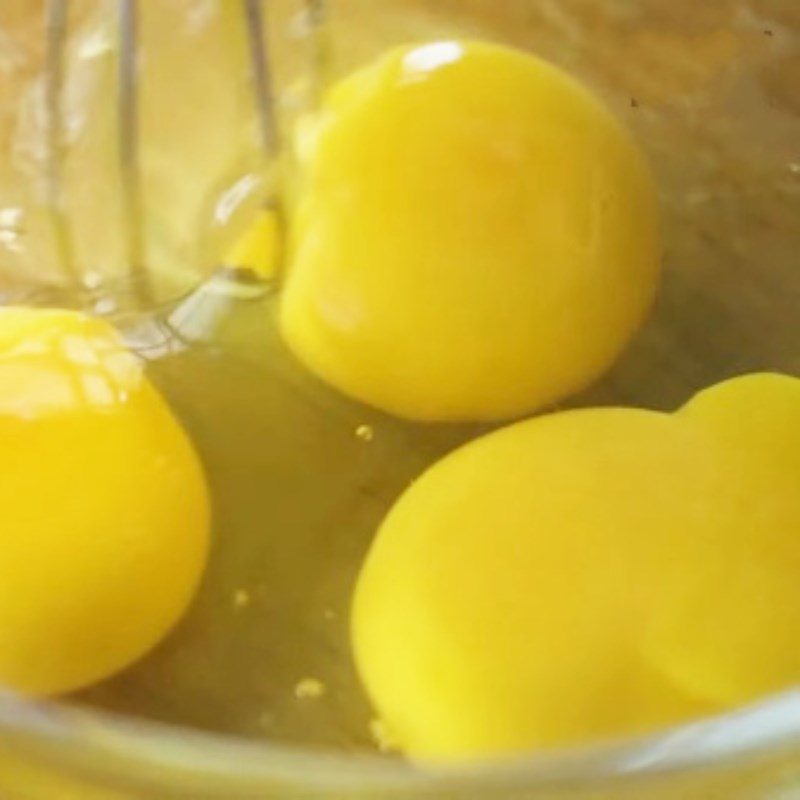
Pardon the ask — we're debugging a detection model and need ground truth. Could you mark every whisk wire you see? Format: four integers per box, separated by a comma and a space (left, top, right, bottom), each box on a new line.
117, 0, 152, 303
243, 0, 279, 161
305, 0, 330, 103
44, 0, 80, 284
117, 0, 152, 304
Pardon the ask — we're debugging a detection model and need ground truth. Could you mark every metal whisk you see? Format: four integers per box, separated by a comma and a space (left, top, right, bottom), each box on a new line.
40, 0, 326, 308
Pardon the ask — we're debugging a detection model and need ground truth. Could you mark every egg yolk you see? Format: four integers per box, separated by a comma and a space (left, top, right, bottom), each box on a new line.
224, 207, 281, 280
0, 308, 210, 695
351, 373, 800, 760
280, 40, 660, 422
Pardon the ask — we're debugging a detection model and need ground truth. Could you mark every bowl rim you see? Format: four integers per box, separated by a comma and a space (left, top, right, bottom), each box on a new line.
1, 689, 799, 795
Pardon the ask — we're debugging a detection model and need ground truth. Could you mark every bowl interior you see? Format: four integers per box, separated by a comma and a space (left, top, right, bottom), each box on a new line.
1, 0, 799, 766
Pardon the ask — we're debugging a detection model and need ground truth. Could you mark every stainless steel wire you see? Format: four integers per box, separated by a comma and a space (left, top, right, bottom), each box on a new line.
43, 0, 79, 284
243, 0, 280, 160
304, 0, 329, 103
117, 0, 151, 303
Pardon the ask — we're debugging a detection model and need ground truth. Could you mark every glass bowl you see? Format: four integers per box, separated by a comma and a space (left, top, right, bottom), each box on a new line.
0, 0, 798, 797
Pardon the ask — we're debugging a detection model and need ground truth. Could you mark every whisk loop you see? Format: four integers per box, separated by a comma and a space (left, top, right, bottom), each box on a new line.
41, 0, 325, 307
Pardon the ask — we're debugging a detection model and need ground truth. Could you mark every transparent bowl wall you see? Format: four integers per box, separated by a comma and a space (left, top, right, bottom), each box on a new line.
0, 0, 799, 798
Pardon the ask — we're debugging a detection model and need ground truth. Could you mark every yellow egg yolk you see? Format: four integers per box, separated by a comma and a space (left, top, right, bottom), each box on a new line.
224, 207, 281, 280
352, 373, 800, 760
0, 308, 210, 695
280, 40, 660, 422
